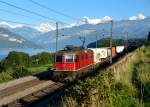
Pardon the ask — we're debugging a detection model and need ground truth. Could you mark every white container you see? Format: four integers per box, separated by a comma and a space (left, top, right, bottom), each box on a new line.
89, 48, 110, 63
99, 48, 109, 59
116, 46, 125, 53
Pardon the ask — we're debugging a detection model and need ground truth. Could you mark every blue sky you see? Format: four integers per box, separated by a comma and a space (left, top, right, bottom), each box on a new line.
0, 0, 149, 25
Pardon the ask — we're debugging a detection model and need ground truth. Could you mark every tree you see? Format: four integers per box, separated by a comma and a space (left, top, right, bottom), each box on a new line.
0, 61, 3, 73
31, 52, 54, 66
2, 51, 30, 70
12, 67, 31, 79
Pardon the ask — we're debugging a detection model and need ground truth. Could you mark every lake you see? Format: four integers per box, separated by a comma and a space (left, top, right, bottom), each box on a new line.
0, 55, 6, 60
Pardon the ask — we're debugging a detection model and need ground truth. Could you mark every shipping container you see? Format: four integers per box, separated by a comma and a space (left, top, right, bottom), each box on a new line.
112, 47, 116, 57
116, 46, 125, 53
89, 48, 110, 63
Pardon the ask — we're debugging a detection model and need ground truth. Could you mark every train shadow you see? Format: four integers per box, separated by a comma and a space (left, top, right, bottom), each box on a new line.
32, 69, 54, 80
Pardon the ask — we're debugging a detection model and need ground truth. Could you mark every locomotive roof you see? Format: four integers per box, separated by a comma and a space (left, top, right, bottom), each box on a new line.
57, 48, 92, 54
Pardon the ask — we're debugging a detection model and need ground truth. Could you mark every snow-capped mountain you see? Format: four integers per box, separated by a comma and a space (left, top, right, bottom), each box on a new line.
69, 16, 112, 27
35, 23, 56, 32
36, 16, 150, 50
33, 16, 112, 32
0, 22, 23, 29
10, 26, 43, 41
0, 15, 149, 50
0, 16, 112, 33
129, 14, 145, 21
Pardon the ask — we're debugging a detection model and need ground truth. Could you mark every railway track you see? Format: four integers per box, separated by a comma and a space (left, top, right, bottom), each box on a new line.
0, 72, 65, 107
8, 82, 64, 107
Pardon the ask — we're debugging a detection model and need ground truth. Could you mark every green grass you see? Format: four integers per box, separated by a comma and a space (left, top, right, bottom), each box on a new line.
0, 63, 53, 83
28, 64, 53, 74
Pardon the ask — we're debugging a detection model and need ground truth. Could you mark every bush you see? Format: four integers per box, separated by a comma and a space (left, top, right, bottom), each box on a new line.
0, 61, 3, 73
131, 44, 150, 105
2, 51, 30, 70
30, 52, 54, 66
12, 67, 32, 79
0, 69, 13, 83
111, 83, 136, 107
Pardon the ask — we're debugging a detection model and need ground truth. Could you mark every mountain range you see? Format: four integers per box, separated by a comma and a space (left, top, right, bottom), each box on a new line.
0, 15, 150, 50
0, 27, 42, 49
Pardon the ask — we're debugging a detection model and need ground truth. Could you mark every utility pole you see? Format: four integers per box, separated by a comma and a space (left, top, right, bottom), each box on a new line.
79, 33, 86, 48
96, 32, 98, 48
126, 32, 128, 51
96, 29, 103, 48
56, 22, 59, 52
110, 20, 113, 64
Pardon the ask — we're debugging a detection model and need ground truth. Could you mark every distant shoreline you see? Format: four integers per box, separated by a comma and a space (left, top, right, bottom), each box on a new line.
0, 55, 6, 60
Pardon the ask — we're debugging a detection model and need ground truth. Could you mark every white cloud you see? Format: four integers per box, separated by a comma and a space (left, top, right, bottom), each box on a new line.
129, 14, 146, 21
0, 22, 23, 28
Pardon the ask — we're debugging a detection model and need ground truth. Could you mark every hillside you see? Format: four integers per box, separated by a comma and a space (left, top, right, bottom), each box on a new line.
10, 26, 43, 42
0, 27, 42, 49
87, 38, 146, 48
63, 42, 150, 107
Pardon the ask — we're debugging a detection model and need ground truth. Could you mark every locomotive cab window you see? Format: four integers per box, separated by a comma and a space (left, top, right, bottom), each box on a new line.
65, 54, 74, 62
75, 56, 79, 62
56, 55, 62, 63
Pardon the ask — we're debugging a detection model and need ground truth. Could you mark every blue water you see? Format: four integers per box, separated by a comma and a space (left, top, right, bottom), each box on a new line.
0, 55, 6, 60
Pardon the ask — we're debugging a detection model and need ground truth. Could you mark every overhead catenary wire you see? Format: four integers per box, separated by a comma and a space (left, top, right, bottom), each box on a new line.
29, 0, 103, 30
28, 0, 97, 31
29, 0, 80, 21
0, 0, 58, 23
0, 18, 37, 26
0, 0, 103, 39
0, 8, 49, 22
0, 0, 97, 31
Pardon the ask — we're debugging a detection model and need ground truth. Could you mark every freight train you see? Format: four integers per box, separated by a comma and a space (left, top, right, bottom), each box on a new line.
52, 45, 128, 82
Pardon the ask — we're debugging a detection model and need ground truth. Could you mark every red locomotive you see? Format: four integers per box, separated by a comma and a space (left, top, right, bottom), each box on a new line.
54, 45, 125, 81
54, 46, 94, 72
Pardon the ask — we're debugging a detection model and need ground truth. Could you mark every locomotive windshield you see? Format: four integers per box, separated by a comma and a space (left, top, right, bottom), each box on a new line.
65, 54, 74, 62
56, 55, 62, 63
